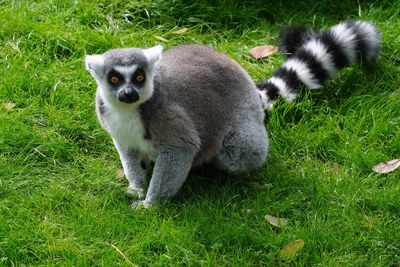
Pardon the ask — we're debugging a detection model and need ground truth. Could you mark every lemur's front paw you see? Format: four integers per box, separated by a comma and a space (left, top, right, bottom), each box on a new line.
130, 200, 153, 210
126, 185, 145, 199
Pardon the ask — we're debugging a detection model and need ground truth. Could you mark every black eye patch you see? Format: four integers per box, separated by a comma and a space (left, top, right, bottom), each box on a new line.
107, 70, 123, 87
132, 69, 146, 86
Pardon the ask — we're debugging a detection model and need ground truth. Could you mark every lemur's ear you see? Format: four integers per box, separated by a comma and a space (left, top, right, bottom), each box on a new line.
85, 54, 104, 77
143, 45, 163, 65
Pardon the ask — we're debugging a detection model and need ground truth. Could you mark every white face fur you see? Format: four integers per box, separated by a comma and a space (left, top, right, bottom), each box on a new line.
85, 45, 163, 108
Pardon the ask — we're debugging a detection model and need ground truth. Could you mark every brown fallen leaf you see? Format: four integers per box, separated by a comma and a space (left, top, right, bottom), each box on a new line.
249, 45, 278, 59
372, 159, 400, 174
265, 215, 289, 228
3, 102, 15, 111
153, 35, 168, 42
172, 28, 188, 35
117, 168, 125, 179
278, 239, 304, 260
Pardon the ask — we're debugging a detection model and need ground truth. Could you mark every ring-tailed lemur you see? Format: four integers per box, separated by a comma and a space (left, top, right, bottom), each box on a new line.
85, 20, 380, 209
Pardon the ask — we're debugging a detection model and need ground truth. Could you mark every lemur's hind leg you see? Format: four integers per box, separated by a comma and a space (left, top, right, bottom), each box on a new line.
213, 119, 268, 173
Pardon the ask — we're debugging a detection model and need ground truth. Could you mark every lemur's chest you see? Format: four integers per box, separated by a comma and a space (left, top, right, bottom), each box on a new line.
103, 108, 158, 159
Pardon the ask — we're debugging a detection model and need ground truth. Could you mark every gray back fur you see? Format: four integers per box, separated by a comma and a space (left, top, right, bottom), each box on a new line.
140, 45, 264, 166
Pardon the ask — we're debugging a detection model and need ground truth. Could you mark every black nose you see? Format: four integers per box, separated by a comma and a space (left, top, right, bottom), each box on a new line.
118, 89, 139, 103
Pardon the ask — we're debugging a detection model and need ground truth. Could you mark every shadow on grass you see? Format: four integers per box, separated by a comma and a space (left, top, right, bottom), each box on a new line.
170, 155, 300, 209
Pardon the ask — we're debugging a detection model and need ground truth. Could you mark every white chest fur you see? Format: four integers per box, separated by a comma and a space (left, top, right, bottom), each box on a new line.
102, 105, 159, 160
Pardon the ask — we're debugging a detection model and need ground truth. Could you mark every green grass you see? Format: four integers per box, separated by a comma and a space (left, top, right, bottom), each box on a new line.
1, 0, 399, 265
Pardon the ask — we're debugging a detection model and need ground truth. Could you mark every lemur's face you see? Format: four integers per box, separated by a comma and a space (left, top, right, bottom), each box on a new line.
85, 45, 162, 106
98, 63, 148, 104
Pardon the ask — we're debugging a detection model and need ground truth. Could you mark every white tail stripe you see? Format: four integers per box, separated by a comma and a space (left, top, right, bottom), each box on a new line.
257, 90, 273, 110
283, 58, 321, 89
330, 23, 358, 65
303, 40, 338, 77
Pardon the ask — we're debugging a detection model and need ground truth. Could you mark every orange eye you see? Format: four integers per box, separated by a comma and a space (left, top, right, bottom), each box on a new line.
136, 74, 145, 82
110, 75, 120, 85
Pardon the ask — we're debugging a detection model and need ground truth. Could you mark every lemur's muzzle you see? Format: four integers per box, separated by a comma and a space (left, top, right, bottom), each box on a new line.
118, 85, 139, 104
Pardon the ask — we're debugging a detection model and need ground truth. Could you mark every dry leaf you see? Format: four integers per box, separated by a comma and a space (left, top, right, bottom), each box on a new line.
117, 168, 125, 179
265, 215, 288, 228
172, 28, 188, 35
372, 159, 400, 174
153, 35, 168, 42
3, 102, 15, 110
278, 239, 304, 260
249, 45, 278, 59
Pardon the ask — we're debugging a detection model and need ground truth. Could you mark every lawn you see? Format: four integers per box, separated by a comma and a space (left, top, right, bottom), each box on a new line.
0, 0, 399, 266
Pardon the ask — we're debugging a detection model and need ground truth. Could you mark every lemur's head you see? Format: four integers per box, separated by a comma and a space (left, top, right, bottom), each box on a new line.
85, 45, 162, 107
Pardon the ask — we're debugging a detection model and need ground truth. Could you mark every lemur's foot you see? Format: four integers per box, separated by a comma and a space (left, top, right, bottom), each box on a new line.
130, 200, 152, 210
126, 185, 145, 199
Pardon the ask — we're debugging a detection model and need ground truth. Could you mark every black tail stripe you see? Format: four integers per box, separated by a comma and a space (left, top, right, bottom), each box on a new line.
319, 31, 349, 69
265, 82, 280, 100
353, 33, 368, 62
294, 48, 329, 83
273, 67, 303, 92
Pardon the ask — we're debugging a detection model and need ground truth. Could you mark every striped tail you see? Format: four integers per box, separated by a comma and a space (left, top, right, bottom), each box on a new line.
257, 20, 381, 110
